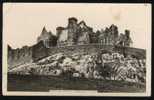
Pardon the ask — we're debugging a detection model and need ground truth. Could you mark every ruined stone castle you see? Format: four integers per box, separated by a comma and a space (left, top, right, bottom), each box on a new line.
8, 17, 146, 69
36, 17, 133, 48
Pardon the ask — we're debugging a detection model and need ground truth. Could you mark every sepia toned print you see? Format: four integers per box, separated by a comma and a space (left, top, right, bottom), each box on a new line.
2, 3, 151, 96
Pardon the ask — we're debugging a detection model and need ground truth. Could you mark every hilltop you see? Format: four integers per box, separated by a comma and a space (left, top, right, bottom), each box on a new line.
7, 17, 146, 85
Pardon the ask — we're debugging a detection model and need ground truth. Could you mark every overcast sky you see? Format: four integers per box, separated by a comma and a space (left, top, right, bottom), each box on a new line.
3, 3, 151, 49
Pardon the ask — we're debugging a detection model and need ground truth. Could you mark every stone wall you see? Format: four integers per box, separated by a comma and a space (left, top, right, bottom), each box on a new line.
8, 46, 33, 70
32, 41, 49, 62
8, 43, 146, 69
49, 45, 145, 58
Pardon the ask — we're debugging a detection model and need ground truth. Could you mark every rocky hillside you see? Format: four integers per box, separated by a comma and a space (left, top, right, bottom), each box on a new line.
9, 52, 146, 84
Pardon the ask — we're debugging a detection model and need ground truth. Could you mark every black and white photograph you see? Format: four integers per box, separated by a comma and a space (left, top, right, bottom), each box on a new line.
2, 3, 151, 96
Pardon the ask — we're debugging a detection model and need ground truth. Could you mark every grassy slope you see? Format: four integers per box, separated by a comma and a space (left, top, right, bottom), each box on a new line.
8, 74, 145, 92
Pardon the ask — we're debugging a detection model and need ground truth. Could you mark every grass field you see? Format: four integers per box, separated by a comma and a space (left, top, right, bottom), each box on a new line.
7, 74, 145, 92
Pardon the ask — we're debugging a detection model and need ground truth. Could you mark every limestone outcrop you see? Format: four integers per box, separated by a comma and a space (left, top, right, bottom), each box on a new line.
9, 52, 146, 84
